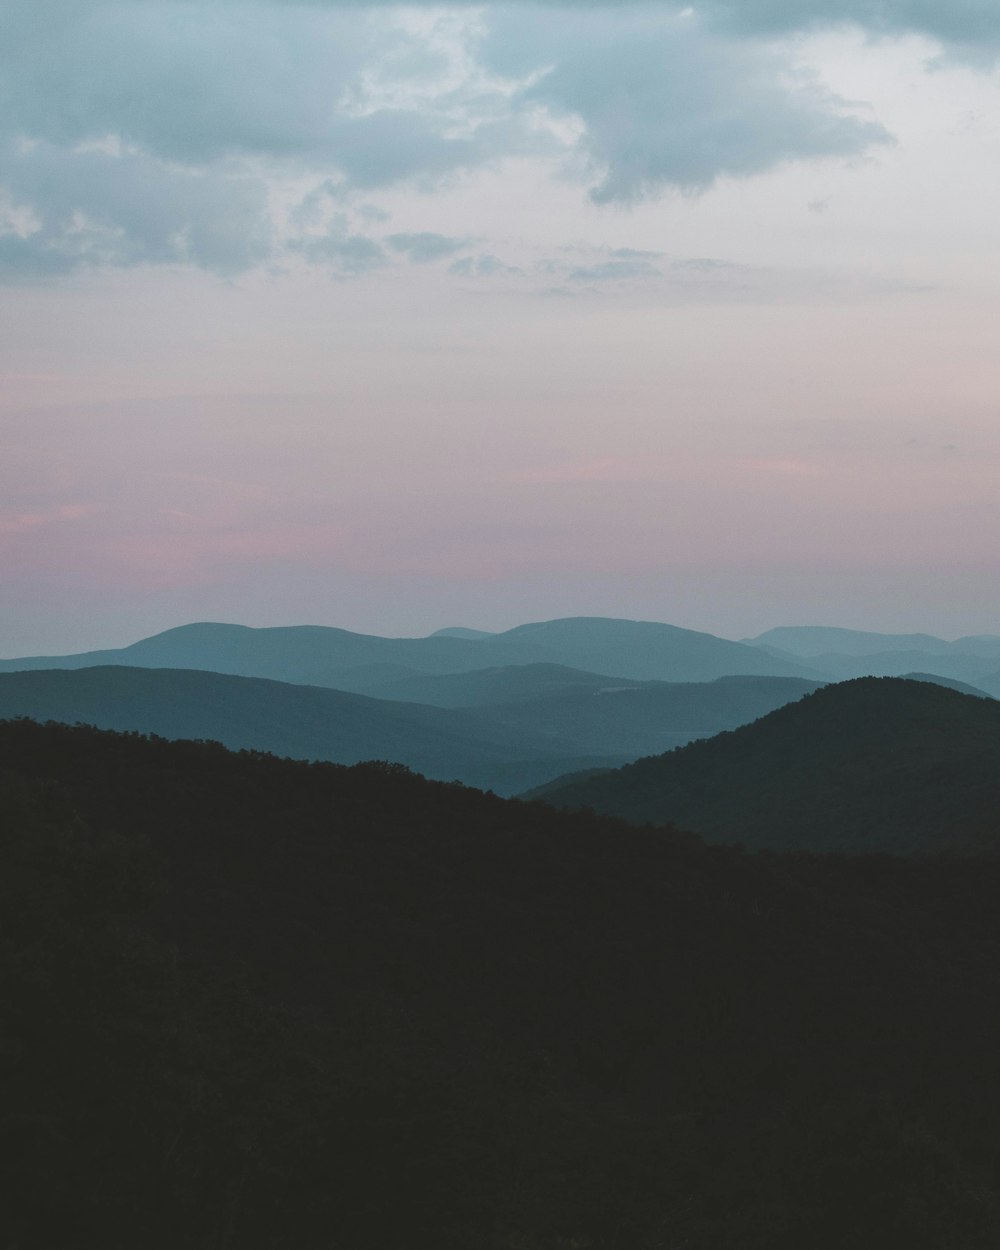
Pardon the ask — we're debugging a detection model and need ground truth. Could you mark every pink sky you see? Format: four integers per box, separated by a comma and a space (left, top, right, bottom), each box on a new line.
2, 7, 1000, 653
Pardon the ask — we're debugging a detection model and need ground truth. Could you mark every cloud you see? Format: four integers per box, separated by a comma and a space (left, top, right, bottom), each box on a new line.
0, 0, 915, 280
449, 253, 521, 277
289, 214, 387, 276
386, 231, 471, 262
0, 137, 273, 279
568, 259, 663, 282
184, 0, 1000, 48
700, 0, 1000, 50
483, 10, 891, 202
0, 3, 521, 279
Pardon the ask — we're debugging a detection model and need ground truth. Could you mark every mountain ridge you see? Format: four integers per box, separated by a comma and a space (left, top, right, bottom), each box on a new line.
530, 676, 1000, 854
0, 664, 824, 790
0, 616, 818, 686
0, 665, 624, 795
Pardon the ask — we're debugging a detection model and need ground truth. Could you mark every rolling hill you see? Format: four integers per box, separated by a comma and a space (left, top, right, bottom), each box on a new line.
745, 625, 1000, 688
0, 665, 824, 779
746, 626, 975, 657
369, 661, 643, 707
442, 673, 824, 758
0, 616, 819, 689
0, 666, 623, 795
531, 677, 1000, 854
492, 616, 818, 680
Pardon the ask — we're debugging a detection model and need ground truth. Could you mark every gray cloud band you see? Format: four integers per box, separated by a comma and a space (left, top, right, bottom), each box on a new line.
1, 0, 980, 281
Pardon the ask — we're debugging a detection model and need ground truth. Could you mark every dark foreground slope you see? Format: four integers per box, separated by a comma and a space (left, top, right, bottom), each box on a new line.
5, 719, 1000, 1249
0, 666, 624, 795
534, 677, 1000, 853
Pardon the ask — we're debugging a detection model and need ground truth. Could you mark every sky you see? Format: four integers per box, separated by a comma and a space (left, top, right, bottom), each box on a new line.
2, 0, 1000, 654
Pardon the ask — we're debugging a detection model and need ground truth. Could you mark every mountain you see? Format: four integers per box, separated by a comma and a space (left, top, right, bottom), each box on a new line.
421, 672, 824, 758
746, 625, 964, 657
531, 677, 1000, 854
0, 666, 623, 795
0, 621, 547, 687
979, 671, 1000, 699
0, 665, 823, 787
746, 625, 1000, 684
899, 672, 994, 698
8, 717, 1000, 1248
491, 616, 818, 681
0, 616, 820, 689
428, 626, 497, 639
790, 648, 998, 685
374, 661, 645, 706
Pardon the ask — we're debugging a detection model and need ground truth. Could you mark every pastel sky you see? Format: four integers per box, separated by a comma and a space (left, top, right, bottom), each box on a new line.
3, 0, 1000, 653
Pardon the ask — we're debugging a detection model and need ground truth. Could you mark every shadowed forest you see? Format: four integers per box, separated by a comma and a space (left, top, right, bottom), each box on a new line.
5, 715, 1000, 1248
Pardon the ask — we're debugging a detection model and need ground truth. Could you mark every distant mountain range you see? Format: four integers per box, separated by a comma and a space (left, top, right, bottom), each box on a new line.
0, 617, 820, 688
5, 617, 999, 693
0, 665, 821, 794
744, 625, 1000, 693
529, 677, 1000, 854
0, 665, 622, 796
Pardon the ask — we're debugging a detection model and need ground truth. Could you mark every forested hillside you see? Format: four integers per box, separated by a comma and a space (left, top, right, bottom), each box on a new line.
5, 718, 1000, 1248
533, 677, 1000, 853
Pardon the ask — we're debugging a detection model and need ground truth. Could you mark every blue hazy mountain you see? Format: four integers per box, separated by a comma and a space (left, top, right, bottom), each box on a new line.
898, 672, 994, 698
371, 662, 650, 706
745, 625, 1000, 687
0, 666, 624, 796
0, 665, 822, 786
795, 649, 1000, 685
379, 667, 823, 757
746, 626, 968, 656
489, 617, 818, 681
0, 622, 546, 687
530, 677, 1000, 854
428, 626, 498, 639
0, 616, 818, 686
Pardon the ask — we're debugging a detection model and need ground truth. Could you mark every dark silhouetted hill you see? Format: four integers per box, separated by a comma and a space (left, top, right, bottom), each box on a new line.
7, 718, 1000, 1247
532, 677, 1000, 853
